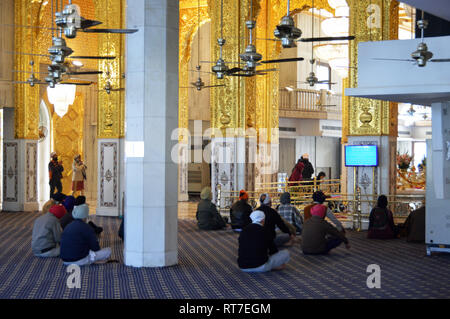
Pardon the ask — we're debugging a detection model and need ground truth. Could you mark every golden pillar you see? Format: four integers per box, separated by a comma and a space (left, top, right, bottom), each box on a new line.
345, 0, 399, 203
346, 0, 399, 138
94, 0, 126, 139
14, 0, 41, 140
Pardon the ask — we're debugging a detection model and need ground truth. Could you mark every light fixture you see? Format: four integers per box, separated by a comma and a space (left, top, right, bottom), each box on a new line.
47, 84, 76, 118
285, 86, 295, 92
313, 0, 350, 77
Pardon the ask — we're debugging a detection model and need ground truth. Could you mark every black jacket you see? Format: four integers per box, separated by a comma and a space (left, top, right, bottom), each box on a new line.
230, 200, 252, 230
238, 223, 272, 269
256, 205, 292, 254
301, 159, 314, 180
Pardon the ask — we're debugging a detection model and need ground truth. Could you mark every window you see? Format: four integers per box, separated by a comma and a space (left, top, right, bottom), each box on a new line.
316, 62, 331, 91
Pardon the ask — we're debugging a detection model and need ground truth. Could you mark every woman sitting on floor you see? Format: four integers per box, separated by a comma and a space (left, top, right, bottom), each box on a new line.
196, 187, 227, 231
367, 195, 398, 239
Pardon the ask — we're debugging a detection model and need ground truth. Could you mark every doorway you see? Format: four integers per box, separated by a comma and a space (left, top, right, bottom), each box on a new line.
37, 100, 51, 206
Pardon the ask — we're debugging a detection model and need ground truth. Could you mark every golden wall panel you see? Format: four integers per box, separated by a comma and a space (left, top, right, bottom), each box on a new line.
347, 0, 398, 136
48, 92, 85, 194
94, 0, 125, 138
180, 5, 210, 137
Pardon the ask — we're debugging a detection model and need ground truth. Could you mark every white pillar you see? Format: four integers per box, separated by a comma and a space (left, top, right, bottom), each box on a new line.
3, 139, 39, 212
211, 136, 246, 208
124, 0, 179, 267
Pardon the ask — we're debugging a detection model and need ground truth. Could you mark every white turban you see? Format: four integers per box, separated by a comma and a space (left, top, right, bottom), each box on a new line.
250, 210, 265, 224
72, 204, 89, 219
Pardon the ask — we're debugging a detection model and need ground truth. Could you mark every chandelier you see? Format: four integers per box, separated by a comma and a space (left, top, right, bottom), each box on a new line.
47, 84, 76, 118
313, 0, 349, 77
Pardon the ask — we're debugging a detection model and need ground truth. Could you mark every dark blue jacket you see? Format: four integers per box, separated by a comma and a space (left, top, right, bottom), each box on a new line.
60, 220, 100, 262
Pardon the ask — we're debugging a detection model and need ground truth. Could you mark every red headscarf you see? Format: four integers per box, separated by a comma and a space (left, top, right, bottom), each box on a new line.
239, 189, 249, 200
49, 204, 66, 219
311, 204, 327, 219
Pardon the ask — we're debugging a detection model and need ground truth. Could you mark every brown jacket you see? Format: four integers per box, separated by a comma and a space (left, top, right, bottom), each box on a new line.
302, 215, 348, 254
303, 203, 317, 221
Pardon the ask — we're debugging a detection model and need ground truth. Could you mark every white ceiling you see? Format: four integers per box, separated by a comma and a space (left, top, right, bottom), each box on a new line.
400, 0, 450, 22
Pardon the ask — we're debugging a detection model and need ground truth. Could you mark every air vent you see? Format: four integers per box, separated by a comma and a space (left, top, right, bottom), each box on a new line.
280, 127, 296, 132
426, 131, 432, 135
398, 131, 411, 135
321, 125, 341, 131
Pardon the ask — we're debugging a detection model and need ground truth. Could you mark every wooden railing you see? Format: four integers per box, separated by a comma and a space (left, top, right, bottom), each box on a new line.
279, 88, 342, 113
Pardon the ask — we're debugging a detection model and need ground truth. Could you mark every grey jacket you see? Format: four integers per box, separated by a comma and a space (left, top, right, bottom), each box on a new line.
31, 212, 62, 254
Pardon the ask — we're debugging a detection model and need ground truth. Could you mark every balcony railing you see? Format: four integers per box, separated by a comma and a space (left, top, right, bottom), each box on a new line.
279, 88, 342, 113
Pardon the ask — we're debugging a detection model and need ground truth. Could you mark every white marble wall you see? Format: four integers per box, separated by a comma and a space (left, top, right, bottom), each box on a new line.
3, 139, 39, 212
124, 0, 179, 267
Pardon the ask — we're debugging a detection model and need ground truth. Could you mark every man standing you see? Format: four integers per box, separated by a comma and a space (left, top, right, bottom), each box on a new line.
49, 152, 64, 198
300, 153, 314, 181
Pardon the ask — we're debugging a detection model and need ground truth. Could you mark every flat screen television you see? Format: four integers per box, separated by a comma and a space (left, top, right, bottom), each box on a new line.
345, 145, 378, 167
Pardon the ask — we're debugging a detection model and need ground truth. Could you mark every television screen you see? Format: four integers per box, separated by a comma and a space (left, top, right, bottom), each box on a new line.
345, 145, 378, 167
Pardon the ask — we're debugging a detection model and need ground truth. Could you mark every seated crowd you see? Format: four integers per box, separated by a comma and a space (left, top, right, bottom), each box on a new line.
31, 192, 111, 266
30, 187, 425, 271
196, 187, 425, 273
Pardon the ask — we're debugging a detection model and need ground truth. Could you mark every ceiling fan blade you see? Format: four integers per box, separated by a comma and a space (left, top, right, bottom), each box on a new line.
226, 67, 245, 74
255, 37, 281, 42
430, 58, 450, 62
261, 57, 304, 64
1, 24, 56, 31
299, 36, 356, 42
227, 73, 255, 77
82, 28, 138, 34
80, 19, 103, 30
179, 86, 195, 89
321, 105, 338, 107
202, 84, 227, 88
60, 82, 93, 86
201, 61, 244, 64
188, 69, 215, 74
371, 58, 415, 62
66, 71, 103, 75
255, 68, 278, 72
69, 56, 116, 60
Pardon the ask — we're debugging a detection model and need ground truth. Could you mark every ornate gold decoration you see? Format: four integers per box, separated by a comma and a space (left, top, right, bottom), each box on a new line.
179, 4, 210, 139
94, 0, 125, 138
14, 0, 42, 139
347, 0, 398, 136
44, 91, 84, 193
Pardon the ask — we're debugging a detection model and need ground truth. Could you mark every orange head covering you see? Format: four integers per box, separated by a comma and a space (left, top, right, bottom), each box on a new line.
311, 204, 327, 219
239, 189, 249, 200
49, 204, 67, 219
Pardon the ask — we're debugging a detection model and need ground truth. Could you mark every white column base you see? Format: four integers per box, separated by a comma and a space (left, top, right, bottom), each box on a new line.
124, 250, 178, 268
3, 139, 39, 212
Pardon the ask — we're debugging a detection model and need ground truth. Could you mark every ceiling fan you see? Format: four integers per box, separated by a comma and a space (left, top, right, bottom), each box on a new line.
205, 0, 304, 77
97, 67, 125, 94
181, 0, 225, 91
256, 0, 355, 48
372, 11, 450, 67
298, 1, 336, 87
53, 0, 138, 39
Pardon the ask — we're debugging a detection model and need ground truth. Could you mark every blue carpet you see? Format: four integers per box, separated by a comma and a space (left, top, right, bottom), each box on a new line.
0, 211, 449, 299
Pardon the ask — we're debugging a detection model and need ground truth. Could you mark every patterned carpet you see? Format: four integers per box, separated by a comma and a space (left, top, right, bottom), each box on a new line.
0, 211, 449, 299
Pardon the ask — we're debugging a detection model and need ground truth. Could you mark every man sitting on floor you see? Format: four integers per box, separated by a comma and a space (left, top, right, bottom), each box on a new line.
60, 204, 111, 266
277, 192, 303, 235
238, 211, 290, 273
303, 191, 345, 233
196, 187, 227, 231
302, 204, 350, 255
229, 189, 253, 232
31, 205, 66, 258
256, 193, 295, 249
